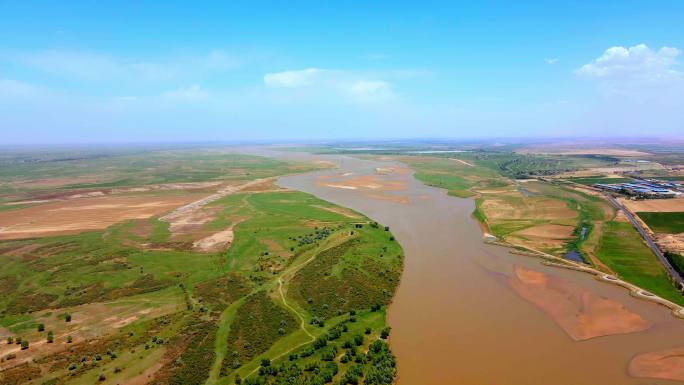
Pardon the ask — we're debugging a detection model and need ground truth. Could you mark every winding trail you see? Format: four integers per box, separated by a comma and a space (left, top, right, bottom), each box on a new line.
243, 236, 350, 380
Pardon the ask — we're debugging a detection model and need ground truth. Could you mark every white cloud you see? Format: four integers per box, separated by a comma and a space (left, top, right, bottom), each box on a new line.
544, 58, 558, 64
576, 44, 680, 81
263, 68, 324, 88
263, 68, 396, 102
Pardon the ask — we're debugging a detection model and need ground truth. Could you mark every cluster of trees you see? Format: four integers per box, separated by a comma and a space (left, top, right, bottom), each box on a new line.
291, 226, 335, 247
665, 251, 684, 277
6, 336, 29, 350
241, 360, 340, 385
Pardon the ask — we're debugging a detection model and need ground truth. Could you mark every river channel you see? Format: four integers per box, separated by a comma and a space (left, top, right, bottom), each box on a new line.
264, 151, 684, 385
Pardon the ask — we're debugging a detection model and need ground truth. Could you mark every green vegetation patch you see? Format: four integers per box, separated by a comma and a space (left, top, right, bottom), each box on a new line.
289, 228, 402, 318
665, 252, 684, 277
221, 291, 298, 375
240, 308, 394, 385
596, 221, 684, 305
167, 320, 219, 385
636, 212, 684, 234
193, 274, 250, 313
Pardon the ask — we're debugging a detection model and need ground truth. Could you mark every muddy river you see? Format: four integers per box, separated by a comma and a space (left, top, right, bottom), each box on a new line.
262, 151, 684, 384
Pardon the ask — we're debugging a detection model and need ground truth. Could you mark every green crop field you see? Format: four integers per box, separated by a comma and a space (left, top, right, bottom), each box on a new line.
595, 221, 684, 305
637, 212, 684, 234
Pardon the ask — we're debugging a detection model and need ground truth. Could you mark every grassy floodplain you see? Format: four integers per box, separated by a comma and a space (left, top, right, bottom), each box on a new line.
0, 149, 403, 385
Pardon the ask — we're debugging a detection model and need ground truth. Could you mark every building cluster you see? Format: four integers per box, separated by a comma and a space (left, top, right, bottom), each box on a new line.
594, 179, 683, 198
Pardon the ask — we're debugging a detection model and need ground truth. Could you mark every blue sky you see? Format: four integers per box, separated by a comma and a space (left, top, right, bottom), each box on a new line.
1, 1, 683, 144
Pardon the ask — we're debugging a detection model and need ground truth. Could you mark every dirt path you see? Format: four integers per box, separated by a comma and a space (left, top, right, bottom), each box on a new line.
243, 236, 350, 380
160, 178, 273, 222
449, 158, 474, 167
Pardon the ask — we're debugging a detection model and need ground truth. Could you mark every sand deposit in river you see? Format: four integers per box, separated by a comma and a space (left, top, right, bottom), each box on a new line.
509, 265, 650, 340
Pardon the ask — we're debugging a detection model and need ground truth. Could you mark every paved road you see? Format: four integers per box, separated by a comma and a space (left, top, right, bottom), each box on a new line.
606, 194, 684, 289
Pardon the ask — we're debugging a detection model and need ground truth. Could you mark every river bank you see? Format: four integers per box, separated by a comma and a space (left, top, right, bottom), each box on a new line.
250, 148, 684, 384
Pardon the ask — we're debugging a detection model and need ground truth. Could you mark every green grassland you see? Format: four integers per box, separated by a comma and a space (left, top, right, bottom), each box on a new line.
595, 221, 684, 305
400, 156, 509, 198
636, 212, 684, 234
0, 148, 320, 204
0, 168, 402, 385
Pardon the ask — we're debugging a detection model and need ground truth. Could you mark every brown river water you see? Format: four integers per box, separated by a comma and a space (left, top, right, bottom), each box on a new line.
250, 149, 684, 385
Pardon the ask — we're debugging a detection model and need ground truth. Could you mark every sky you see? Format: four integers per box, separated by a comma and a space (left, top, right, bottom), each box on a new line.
1, 1, 683, 144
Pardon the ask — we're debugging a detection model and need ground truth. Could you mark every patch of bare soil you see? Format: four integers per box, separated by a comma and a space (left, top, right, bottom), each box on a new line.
365, 193, 410, 204
629, 346, 684, 382
656, 233, 684, 255
620, 197, 684, 213
375, 166, 411, 175
481, 195, 576, 221
192, 219, 245, 252
614, 210, 630, 223
0, 296, 179, 371
507, 224, 574, 250
0, 194, 204, 240
316, 175, 406, 192
449, 158, 475, 167
167, 206, 222, 235
509, 265, 650, 341
237, 178, 283, 192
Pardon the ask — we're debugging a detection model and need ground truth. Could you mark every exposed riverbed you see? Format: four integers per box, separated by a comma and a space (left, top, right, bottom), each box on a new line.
250, 149, 684, 385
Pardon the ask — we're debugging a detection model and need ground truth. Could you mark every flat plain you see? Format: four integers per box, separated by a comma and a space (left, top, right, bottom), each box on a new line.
0, 148, 401, 385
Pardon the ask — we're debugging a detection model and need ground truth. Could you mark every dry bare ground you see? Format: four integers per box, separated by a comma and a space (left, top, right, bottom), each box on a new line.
317, 174, 406, 191
507, 224, 575, 250
480, 196, 576, 221
656, 233, 684, 255
192, 219, 246, 252
619, 197, 684, 213
0, 193, 205, 240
